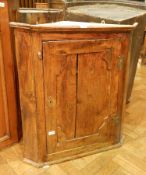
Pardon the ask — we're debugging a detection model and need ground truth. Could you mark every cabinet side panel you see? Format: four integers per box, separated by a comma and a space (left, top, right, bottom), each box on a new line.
14, 30, 38, 162
32, 33, 47, 162
118, 34, 132, 140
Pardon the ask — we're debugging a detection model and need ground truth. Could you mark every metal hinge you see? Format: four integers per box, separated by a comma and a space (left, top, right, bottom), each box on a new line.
118, 56, 125, 70
112, 115, 121, 125
37, 51, 43, 60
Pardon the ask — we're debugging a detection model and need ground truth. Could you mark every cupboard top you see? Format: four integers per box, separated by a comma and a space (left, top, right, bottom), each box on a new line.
10, 21, 137, 32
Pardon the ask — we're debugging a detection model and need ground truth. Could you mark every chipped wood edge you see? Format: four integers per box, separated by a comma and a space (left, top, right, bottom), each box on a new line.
23, 158, 49, 168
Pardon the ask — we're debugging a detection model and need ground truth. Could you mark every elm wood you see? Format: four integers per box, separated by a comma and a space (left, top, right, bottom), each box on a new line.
10, 21, 137, 32
14, 30, 47, 163
43, 52, 77, 154
76, 51, 113, 137
0, 0, 18, 149
11, 21, 134, 165
24, 139, 122, 167
14, 31, 38, 161
43, 38, 122, 155
32, 32, 47, 163
46, 140, 123, 165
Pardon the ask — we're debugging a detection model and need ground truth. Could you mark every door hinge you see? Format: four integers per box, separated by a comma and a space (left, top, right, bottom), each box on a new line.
112, 115, 121, 125
47, 96, 56, 108
37, 51, 43, 60
118, 56, 125, 70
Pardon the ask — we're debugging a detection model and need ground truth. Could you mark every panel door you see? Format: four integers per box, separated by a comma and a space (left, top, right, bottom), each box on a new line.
43, 38, 124, 154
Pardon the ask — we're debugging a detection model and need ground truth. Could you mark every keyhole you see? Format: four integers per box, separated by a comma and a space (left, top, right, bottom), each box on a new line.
48, 96, 55, 107
49, 100, 52, 104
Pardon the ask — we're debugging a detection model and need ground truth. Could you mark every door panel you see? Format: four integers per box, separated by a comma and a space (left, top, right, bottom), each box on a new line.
76, 51, 112, 137
43, 39, 122, 154
55, 55, 77, 140
44, 53, 77, 153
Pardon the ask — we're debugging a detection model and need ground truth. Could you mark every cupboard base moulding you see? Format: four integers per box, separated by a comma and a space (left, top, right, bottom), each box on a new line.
24, 139, 123, 168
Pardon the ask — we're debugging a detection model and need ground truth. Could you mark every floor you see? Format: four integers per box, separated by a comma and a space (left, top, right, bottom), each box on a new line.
0, 63, 146, 175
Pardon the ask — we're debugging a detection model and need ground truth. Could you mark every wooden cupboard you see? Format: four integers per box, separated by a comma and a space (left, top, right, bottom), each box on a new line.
0, 0, 19, 149
11, 21, 135, 166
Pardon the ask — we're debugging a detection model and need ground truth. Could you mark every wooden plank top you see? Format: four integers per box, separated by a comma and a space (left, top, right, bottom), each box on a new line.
10, 21, 137, 32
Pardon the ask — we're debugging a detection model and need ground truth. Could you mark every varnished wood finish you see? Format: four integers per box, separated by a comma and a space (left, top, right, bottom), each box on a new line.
44, 38, 124, 157
0, 0, 19, 149
11, 21, 135, 165
0, 63, 146, 174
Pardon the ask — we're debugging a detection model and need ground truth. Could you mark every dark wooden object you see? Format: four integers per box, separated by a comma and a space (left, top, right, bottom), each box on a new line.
66, 0, 146, 102
11, 21, 135, 166
0, 0, 19, 149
